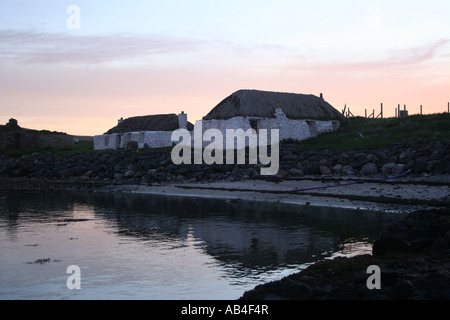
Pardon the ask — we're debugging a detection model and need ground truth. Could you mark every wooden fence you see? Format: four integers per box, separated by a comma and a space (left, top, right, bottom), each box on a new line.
342, 102, 450, 119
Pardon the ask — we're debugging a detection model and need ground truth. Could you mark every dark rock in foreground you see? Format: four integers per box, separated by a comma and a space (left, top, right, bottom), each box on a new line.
0, 140, 449, 186
240, 208, 450, 300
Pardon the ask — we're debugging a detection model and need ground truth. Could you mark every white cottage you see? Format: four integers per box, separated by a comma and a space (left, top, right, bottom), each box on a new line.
198, 89, 343, 147
94, 112, 193, 150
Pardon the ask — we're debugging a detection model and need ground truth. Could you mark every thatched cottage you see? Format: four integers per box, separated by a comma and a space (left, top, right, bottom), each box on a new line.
94, 112, 193, 150
198, 89, 343, 145
94, 90, 343, 150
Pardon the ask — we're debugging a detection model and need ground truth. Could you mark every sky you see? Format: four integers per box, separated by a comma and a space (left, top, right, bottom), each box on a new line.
0, 0, 449, 136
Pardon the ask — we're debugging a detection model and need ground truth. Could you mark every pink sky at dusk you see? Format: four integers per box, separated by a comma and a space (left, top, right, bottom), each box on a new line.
0, 1, 449, 136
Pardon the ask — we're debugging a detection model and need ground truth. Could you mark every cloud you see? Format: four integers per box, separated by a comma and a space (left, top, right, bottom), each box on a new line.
0, 29, 206, 65
285, 38, 450, 73
0, 28, 310, 69
383, 38, 450, 66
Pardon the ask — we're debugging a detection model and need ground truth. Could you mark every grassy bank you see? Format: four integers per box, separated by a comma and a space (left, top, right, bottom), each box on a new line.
2, 113, 449, 156
295, 113, 450, 150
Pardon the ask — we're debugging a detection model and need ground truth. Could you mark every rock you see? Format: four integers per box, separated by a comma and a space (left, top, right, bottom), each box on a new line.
430, 149, 444, 161
399, 150, 411, 161
375, 150, 388, 160
0, 140, 449, 185
283, 153, 298, 161
426, 160, 439, 172
288, 168, 304, 176
303, 161, 320, 175
353, 152, 367, 159
320, 166, 332, 175
382, 162, 397, 175
413, 159, 427, 173
393, 279, 415, 299
392, 164, 405, 175
373, 208, 450, 256
241, 208, 450, 301
113, 173, 123, 180
360, 163, 378, 175
275, 169, 288, 179
160, 159, 170, 166
332, 164, 343, 174
124, 169, 135, 178
434, 159, 450, 174
341, 165, 354, 175
367, 154, 379, 163
176, 174, 186, 182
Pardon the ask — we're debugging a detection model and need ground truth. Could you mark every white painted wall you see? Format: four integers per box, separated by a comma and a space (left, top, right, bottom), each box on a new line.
198, 108, 340, 148
94, 131, 174, 150
94, 134, 121, 150
93, 109, 340, 150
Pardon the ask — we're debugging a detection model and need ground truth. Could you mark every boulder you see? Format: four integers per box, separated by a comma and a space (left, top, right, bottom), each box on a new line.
288, 168, 304, 176
382, 163, 397, 175
332, 164, 343, 174
360, 163, 378, 175
320, 166, 332, 175
124, 169, 135, 178
113, 173, 123, 180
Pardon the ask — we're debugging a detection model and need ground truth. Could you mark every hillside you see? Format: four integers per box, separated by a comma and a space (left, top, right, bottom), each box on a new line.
295, 113, 450, 150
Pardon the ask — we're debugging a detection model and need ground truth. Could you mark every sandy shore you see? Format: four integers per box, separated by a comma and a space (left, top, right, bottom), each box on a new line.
118, 174, 449, 213
1, 172, 448, 214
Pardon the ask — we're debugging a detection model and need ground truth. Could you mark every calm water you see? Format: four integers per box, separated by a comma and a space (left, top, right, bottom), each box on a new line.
0, 190, 404, 300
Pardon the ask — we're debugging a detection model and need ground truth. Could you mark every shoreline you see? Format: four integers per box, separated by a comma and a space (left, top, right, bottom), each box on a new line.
2, 173, 447, 214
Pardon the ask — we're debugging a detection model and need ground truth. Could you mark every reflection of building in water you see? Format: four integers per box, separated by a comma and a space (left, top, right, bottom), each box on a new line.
93, 193, 380, 274
186, 219, 334, 269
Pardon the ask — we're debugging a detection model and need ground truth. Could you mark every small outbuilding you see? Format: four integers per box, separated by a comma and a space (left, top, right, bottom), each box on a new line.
94, 112, 193, 150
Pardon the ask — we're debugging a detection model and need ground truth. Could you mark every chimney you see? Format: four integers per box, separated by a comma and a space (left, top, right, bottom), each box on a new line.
7, 118, 19, 128
118, 117, 124, 125
320, 93, 324, 100
178, 111, 187, 129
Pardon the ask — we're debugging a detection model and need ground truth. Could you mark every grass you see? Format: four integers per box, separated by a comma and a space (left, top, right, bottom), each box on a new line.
2, 113, 449, 156
0, 140, 94, 156
293, 113, 450, 151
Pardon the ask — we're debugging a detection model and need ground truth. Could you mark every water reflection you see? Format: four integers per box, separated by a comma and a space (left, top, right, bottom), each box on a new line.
0, 190, 404, 299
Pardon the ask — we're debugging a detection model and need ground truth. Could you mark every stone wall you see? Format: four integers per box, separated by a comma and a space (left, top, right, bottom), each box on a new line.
0, 130, 74, 150
1, 140, 448, 184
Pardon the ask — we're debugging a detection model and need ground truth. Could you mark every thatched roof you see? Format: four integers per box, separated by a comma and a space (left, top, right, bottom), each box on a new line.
105, 114, 193, 134
203, 90, 344, 121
